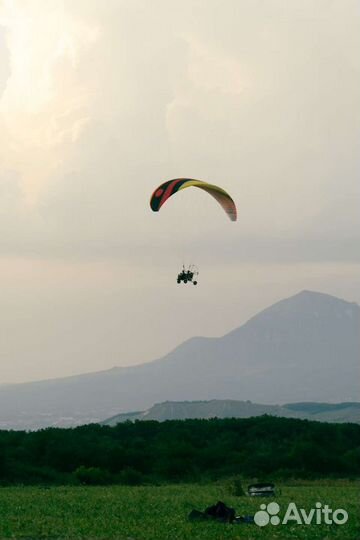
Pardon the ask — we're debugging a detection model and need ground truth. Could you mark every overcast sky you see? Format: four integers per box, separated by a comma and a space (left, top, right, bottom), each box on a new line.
0, 0, 359, 383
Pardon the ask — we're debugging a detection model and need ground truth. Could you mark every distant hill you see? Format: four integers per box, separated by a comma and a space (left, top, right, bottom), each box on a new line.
102, 400, 360, 425
284, 401, 360, 423
0, 290, 359, 430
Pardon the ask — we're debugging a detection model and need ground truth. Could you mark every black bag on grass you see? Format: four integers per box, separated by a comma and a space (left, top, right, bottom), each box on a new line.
188, 501, 236, 523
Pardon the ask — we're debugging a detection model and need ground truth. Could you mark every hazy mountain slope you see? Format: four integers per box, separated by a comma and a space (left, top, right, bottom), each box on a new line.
0, 290, 359, 429
284, 401, 360, 423
102, 400, 360, 425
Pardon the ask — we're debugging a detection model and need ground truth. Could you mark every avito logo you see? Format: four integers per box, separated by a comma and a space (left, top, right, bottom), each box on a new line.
254, 502, 348, 527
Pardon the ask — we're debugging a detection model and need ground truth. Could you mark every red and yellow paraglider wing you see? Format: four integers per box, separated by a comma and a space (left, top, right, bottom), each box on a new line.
150, 178, 237, 221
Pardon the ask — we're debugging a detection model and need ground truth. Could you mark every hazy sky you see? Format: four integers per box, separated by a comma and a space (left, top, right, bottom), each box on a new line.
0, 0, 359, 383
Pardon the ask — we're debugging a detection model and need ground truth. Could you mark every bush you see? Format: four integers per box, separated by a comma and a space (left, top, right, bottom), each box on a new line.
118, 467, 144, 485
74, 466, 110, 485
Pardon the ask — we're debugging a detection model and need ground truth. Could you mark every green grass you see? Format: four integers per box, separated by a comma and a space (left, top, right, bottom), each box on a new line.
0, 480, 358, 539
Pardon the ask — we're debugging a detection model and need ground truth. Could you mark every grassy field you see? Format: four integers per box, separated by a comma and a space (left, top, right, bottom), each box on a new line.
0, 480, 358, 539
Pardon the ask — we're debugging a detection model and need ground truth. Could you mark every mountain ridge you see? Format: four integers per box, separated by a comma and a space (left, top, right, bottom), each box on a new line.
0, 290, 358, 430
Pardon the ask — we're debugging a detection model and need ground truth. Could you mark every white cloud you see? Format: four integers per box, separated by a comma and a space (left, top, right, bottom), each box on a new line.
0, 0, 99, 203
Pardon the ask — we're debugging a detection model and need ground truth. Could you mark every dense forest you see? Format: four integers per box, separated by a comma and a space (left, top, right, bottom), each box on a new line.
0, 416, 359, 485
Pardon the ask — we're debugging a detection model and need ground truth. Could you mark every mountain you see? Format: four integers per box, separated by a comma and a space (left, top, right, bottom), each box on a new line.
0, 290, 359, 430
102, 400, 360, 425
284, 401, 360, 423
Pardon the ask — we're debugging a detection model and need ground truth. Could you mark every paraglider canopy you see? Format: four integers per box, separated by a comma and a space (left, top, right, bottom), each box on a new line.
150, 178, 237, 221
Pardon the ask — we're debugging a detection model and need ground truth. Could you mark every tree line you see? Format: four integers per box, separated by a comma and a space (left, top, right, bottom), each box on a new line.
0, 416, 359, 485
